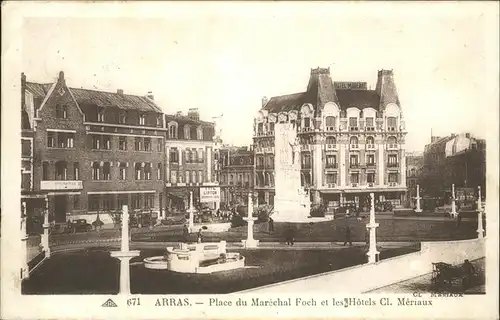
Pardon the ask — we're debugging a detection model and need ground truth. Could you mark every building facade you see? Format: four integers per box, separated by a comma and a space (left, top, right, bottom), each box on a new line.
421, 133, 486, 199
218, 146, 254, 207
254, 68, 408, 212
22, 71, 166, 223
164, 109, 217, 212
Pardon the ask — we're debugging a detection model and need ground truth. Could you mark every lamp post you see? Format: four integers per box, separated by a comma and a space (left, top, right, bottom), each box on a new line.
414, 184, 422, 213
242, 192, 259, 248
476, 186, 484, 238
366, 193, 379, 264
110, 205, 140, 295
188, 191, 195, 233
450, 184, 457, 218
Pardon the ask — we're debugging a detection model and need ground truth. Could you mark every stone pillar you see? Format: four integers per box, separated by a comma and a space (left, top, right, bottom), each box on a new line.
21, 201, 29, 280
42, 197, 51, 257
366, 193, 379, 264
110, 205, 140, 295
188, 191, 195, 233
477, 186, 484, 238
450, 184, 457, 218
242, 193, 259, 248
414, 184, 422, 213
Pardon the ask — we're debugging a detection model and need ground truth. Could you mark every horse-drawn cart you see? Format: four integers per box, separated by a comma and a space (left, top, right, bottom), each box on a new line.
431, 261, 478, 289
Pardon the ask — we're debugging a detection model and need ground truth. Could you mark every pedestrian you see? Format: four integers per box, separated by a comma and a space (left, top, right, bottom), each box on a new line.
183, 224, 189, 243
343, 226, 352, 246
285, 226, 295, 246
461, 259, 476, 289
197, 228, 203, 243
268, 217, 274, 233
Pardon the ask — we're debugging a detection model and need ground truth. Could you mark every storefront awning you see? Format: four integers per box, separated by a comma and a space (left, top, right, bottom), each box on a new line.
167, 190, 188, 199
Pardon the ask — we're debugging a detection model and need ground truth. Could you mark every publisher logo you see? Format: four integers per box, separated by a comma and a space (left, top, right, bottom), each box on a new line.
102, 299, 118, 307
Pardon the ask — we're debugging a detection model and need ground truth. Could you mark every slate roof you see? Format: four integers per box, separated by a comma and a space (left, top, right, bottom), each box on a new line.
26, 82, 53, 98
70, 87, 162, 113
335, 89, 380, 109
164, 114, 214, 126
26, 81, 162, 113
263, 92, 310, 113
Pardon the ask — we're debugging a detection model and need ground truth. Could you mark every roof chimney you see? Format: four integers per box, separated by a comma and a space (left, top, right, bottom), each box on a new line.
146, 91, 154, 100
59, 71, 65, 80
188, 108, 200, 121
175, 111, 183, 117
117, 89, 124, 96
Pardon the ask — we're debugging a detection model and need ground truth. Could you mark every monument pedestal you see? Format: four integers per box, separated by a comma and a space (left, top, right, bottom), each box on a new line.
242, 218, 259, 248
111, 250, 140, 295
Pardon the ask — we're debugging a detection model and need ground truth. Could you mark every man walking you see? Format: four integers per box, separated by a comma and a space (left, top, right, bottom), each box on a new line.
343, 226, 352, 246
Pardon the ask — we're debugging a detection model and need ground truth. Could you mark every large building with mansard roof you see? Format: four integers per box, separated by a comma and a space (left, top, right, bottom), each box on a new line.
253, 67, 408, 212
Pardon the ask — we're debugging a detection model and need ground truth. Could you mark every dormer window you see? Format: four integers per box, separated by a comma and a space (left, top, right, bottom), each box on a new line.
387, 117, 397, 131
119, 112, 127, 124
325, 116, 336, 131
349, 117, 358, 131
139, 113, 146, 125
98, 107, 105, 122
168, 122, 178, 139
365, 117, 375, 131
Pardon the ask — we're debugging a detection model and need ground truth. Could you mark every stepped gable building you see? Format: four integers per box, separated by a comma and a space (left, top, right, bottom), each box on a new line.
164, 108, 217, 212
254, 67, 408, 212
21, 71, 166, 224
218, 146, 254, 207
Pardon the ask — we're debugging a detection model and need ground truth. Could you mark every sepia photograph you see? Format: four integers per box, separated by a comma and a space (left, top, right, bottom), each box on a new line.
2, 1, 499, 319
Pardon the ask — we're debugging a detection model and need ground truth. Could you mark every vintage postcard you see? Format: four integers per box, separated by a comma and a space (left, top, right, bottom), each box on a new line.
1, 1, 499, 319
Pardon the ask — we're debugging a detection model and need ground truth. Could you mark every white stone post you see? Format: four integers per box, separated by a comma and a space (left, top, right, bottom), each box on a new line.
366, 193, 379, 264
477, 186, 484, 238
20, 201, 29, 280
242, 193, 259, 248
188, 191, 195, 233
110, 205, 140, 295
42, 197, 51, 257
414, 184, 422, 213
450, 184, 457, 218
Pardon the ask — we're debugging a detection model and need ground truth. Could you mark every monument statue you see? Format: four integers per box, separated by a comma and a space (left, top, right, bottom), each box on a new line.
289, 136, 300, 165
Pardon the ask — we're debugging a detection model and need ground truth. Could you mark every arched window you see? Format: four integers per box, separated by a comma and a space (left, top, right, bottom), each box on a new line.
92, 162, 100, 180
168, 122, 178, 138
349, 136, 359, 145
366, 136, 375, 145
264, 173, 269, 186
197, 126, 203, 140
55, 161, 67, 180
144, 163, 152, 180
387, 136, 397, 144
326, 136, 336, 145
135, 163, 142, 180
103, 162, 111, 180
387, 117, 397, 131
184, 125, 191, 139
185, 170, 190, 183
325, 116, 336, 130
185, 149, 191, 163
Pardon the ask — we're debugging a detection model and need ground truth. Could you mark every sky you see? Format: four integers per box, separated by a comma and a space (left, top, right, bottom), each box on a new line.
21, 2, 499, 152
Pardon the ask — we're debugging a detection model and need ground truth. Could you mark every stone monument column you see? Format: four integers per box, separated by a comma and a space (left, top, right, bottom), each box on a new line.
366, 193, 379, 264
242, 193, 259, 248
414, 184, 422, 213
450, 184, 457, 218
188, 191, 195, 233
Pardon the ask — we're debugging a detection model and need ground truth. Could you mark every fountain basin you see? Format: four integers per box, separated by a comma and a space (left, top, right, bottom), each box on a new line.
143, 241, 245, 273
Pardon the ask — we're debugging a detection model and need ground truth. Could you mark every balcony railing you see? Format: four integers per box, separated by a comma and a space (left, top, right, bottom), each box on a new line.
366, 144, 376, 150
387, 127, 397, 132
266, 131, 274, 136
367, 182, 374, 187
387, 144, 398, 150
387, 162, 399, 168
326, 183, 337, 188
350, 163, 360, 169
325, 126, 336, 132
366, 162, 376, 168
365, 127, 376, 132
388, 182, 398, 187
350, 144, 359, 150
349, 126, 359, 131
40, 180, 83, 190
351, 183, 359, 187
301, 145, 311, 151
326, 144, 337, 150
301, 127, 312, 132
325, 163, 338, 169
301, 164, 312, 170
